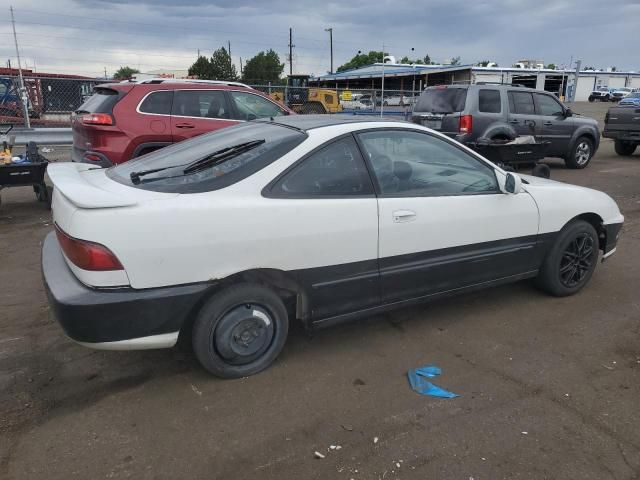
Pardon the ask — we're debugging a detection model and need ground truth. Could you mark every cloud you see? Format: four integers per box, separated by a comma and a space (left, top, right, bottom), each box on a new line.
0, 0, 637, 78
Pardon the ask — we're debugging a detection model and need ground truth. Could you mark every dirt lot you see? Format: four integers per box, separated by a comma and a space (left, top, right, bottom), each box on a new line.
1, 102, 639, 479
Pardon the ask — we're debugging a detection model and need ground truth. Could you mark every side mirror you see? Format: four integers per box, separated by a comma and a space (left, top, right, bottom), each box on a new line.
564, 108, 573, 117
502, 172, 522, 194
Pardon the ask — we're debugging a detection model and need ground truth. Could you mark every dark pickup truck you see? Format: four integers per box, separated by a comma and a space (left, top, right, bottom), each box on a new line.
603, 105, 640, 156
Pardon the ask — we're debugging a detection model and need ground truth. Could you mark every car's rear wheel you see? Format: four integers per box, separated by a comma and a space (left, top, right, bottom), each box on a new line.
565, 136, 594, 169
588, 96, 594, 102
614, 140, 637, 156
535, 220, 599, 297
192, 283, 289, 378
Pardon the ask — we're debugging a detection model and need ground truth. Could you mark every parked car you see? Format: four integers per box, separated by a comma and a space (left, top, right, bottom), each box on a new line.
72, 78, 294, 167
43, 116, 623, 378
341, 98, 373, 110
618, 92, 640, 107
588, 87, 613, 102
411, 84, 600, 168
610, 87, 633, 102
382, 94, 415, 106
603, 104, 640, 156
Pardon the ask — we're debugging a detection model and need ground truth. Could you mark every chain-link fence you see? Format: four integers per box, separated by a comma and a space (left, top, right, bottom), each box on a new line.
0, 75, 421, 128
0, 75, 102, 127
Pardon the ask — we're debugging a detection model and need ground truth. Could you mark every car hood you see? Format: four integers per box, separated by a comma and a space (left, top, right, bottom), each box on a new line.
520, 174, 624, 228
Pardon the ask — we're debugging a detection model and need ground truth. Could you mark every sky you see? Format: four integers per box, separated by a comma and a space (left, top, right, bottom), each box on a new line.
0, 0, 638, 79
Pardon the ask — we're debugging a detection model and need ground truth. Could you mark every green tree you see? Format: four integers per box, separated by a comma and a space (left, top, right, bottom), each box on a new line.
336, 51, 387, 72
188, 55, 214, 79
113, 66, 140, 80
546, 63, 556, 70
477, 60, 491, 67
423, 54, 431, 65
210, 47, 238, 81
450, 56, 461, 66
242, 49, 284, 84
400, 56, 425, 65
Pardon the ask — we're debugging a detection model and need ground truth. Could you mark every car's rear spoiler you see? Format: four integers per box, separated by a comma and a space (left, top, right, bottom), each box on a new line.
47, 163, 138, 209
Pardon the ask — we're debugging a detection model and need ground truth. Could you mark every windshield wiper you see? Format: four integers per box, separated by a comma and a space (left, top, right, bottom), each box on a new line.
129, 139, 266, 184
183, 139, 265, 174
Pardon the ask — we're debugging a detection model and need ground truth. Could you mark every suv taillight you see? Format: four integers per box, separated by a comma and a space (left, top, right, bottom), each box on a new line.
55, 225, 123, 271
82, 113, 114, 126
459, 114, 473, 134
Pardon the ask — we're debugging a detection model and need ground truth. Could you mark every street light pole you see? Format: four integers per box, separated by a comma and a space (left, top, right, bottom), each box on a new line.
325, 28, 333, 74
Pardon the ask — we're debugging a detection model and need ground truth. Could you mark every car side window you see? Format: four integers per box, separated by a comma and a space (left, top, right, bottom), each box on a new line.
139, 90, 173, 115
230, 91, 285, 120
172, 90, 231, 119
357, 130, 498, 197
271, 136, 373, 197
535, 93, 564, 116
508, 91, 535, 114
478, 89, 501, 113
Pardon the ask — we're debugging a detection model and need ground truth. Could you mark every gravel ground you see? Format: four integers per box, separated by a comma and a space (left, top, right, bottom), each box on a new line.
1, 102, 639, 480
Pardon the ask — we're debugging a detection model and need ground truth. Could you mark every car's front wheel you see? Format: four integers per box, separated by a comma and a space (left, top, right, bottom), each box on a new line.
565, 136, 594, 169
192, 283, 289, 378
614, 140, 637, 156
535, 220, 599, 297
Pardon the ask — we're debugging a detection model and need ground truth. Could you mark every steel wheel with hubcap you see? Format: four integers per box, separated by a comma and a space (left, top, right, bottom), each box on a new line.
535, 220, 599, 296
565, 137, 594, 169
192, 283, 289, 378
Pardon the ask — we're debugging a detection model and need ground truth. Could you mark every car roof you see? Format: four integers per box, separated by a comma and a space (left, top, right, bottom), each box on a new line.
258, 114, 407, 131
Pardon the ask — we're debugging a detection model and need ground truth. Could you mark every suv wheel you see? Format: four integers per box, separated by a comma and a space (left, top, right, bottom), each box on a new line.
535, 220, 599, 297
614, 140, 637, 156
565, 136, 594, 169
588, 96, 595, 102
192, 283, 289, 378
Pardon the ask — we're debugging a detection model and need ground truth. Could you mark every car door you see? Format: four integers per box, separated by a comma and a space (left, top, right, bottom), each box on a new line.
532, 93, 574, 156
133, 89, 174, 152
355, 128, 540, 304
265, 135, 379, 320
170, 89, 236, 142
228, 91, 288, 121
507, 91, 540, 137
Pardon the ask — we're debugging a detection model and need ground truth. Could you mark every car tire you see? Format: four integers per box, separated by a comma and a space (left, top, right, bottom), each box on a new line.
565, 136, 594, 169
588, 96, 594, 102
383, 101, 389, 106
531, 163, 551, 179
192, 283, 289, 378
604, 95, 610, 102
535, 220, 599, 297
614, 140, 637, 156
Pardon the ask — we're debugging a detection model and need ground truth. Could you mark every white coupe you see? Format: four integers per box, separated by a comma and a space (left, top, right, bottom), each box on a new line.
43, 116, 624, 378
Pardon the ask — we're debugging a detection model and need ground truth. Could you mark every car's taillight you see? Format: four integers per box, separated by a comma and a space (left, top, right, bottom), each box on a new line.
459, 114, 473, 134
55, 225, 123, 271
81, 113, 114, 126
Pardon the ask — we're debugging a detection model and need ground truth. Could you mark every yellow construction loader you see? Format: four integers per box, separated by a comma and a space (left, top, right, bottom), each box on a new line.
271, 75, 341, 114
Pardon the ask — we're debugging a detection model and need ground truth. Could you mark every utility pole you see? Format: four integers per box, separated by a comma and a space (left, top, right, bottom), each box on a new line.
288, 28, 294, 76
324, 27, 333, 74
570, 60, 581, 103
104, 67, 107, 79
380, 44, 386, 118
239, 57, 243, 76
228, 40, 232, 75
10, 6, 30, 128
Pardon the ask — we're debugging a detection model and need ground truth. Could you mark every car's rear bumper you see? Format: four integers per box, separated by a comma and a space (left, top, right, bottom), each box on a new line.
41, 231, 211, 349
603, 130, 640, 142
71, 146, 114, 168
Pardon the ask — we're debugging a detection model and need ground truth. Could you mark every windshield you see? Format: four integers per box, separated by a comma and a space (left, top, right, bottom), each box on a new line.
108, 122, 307, 193
597, 87, 609, 91
414, 88, 467, 113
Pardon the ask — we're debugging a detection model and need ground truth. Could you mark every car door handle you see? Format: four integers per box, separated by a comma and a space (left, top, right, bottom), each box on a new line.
393, 210, 416, 223
543, 121, 553, 126
175, 123, 195, 129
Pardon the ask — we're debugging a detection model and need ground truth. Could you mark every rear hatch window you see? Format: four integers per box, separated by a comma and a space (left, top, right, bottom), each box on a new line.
414, 87, 467, 113
107, 122, 307, 193
75, 87, 124, 114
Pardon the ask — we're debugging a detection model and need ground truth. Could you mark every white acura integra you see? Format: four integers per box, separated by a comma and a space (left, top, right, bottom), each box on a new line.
43, 116, 623, 378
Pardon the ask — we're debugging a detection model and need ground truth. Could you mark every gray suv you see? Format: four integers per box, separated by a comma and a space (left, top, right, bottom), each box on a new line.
411, 84, 600, 168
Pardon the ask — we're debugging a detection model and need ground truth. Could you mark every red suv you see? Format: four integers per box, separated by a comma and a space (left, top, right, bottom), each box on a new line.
72, 79, 293, 166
